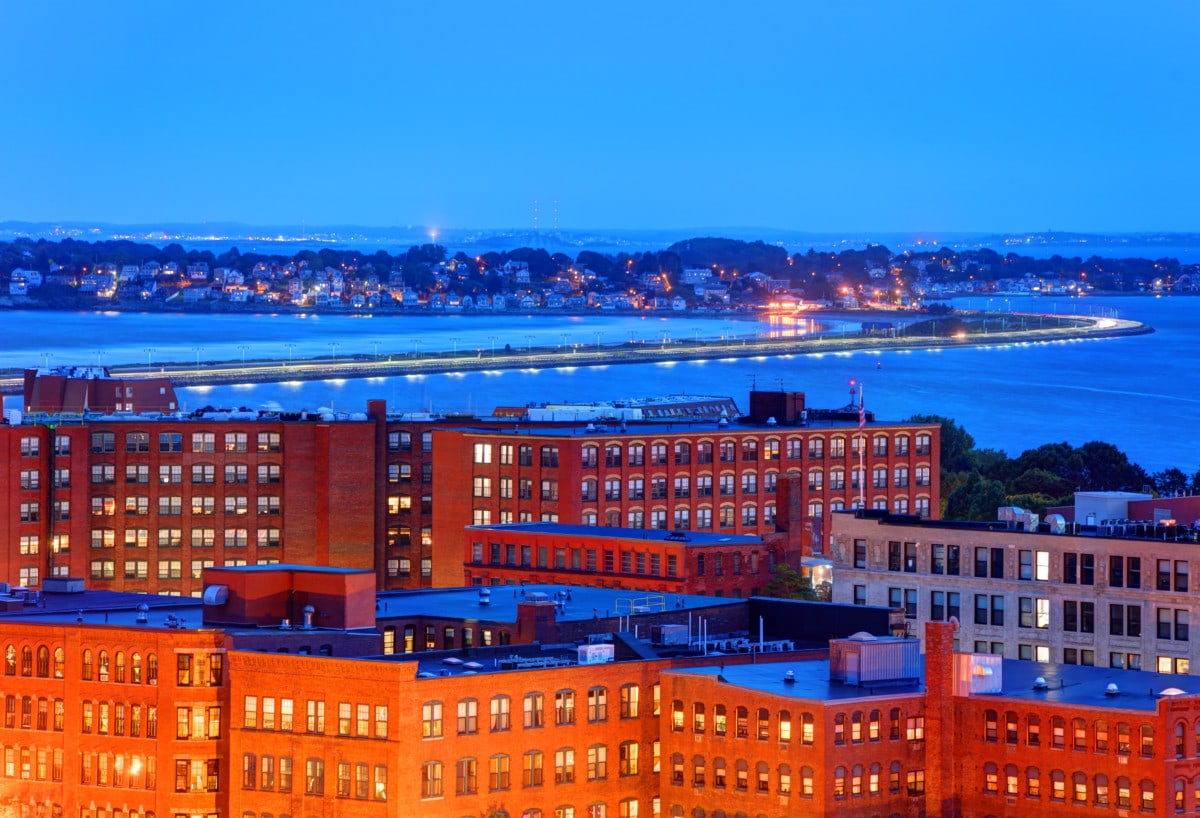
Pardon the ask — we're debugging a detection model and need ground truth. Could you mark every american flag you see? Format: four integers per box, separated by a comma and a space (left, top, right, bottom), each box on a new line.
858, 384, 865, 430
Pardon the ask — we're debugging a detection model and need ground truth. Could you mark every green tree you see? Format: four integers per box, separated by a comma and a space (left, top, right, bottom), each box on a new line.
906, 415, 975, 473
944, 473, 1008, 521
1007, 467, 1073, 499
760, 564, 828, 601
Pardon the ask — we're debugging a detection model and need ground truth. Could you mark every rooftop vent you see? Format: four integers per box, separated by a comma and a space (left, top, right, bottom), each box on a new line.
766, 416, 777, 426
1105, 683, 1120, 696
136, 603, 150, 624
783, 669, 795, 684
1161, 687, 1185, 697
1033, 677, 1048, 690
479, 588, 491, 606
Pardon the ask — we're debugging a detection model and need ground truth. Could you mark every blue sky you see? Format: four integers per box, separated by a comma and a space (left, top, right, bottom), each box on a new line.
1, 2, 1197, 233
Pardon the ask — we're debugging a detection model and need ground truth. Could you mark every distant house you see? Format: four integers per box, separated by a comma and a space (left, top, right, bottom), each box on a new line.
672, 295, 688, 311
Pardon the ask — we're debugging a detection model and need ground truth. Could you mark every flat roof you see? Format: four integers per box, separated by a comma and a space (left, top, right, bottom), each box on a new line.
465, 522, 763, 546
670, 654, 1200, 711
986, 658, 1200, 712
376, 583, 742, 624
670, 659, 924, 702
442, 418, 927, 437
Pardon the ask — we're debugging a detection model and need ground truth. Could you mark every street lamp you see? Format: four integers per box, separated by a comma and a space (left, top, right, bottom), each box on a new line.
489, 335, 498, 357
328, 342, 339, 362
143, 348, 154, 373
412, 339, 421, 356
237, 345, 249, 366
451, 337, 460, 355
191, 347, 203, 369
525, 335, 533, 352
371, 340, 381, 361
559, 333, 567, 350
284, 343, 296, 365
594, 332, 601, 352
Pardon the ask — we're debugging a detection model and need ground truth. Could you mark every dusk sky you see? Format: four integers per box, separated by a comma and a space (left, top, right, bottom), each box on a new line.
2, 2, 1198, 233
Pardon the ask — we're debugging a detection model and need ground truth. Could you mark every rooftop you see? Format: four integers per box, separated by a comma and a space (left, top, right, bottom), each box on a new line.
465, 522, 763, 547
672, 652, 1200, 711
670, 654, 925, 702
376, 583, 742, 624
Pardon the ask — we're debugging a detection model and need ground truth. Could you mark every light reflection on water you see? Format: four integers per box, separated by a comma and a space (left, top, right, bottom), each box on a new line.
4, 296, 1197, 472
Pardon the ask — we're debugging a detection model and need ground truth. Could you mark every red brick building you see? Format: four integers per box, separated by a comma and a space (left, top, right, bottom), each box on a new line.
23, 367, 179, 415
2, 389, 939, 595
1, 410, 377, 596
427, 391, 939, 586
2, 567, 1199, 818
463, 523, 801, 598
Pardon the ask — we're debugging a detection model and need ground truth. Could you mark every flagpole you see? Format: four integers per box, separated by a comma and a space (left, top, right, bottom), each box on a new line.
857, 383, 866, 509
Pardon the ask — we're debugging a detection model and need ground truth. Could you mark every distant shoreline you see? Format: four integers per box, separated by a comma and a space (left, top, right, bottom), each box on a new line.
0, 313, 1151, 397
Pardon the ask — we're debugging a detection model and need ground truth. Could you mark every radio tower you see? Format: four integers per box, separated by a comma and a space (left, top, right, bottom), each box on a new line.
552, 198, 559, 233
532, 199, 540, 235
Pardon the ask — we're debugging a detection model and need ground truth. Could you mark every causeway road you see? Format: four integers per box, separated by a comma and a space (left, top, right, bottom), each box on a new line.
0, 314, 1151, 396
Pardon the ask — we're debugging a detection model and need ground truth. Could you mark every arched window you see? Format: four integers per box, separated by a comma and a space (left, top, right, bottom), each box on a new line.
1175, 777, 1186, 814
671, 700, 684, 732
1141, 779, 1156, 811
756, 708, 769, 741
1073, 718, 1086, 751
36, 646, 49, 678
1027, 714, 1041, 746
1178, 721, 1188, 759
778, 710, 791, 743
1117, 722, 1131, 755
1051, 716, 1065, 748
692, 703, 705, 733
868, 709, 880, 741
756, 761, 769, 793
1026, 767, 1041, 798
778, 763, 791, 795
1073, 771, 1088, 804
97, 650, 110, 682
800, 766, 814, 798
735, 707, 748, 739
984, 709, 998, 742
983, 762, 998, 794
735, 760, 748, 791
82, 649, 93, 681
115, 651, 126, 683
991, 710, 1008, 745
20, 646, 32, 676
889, 761, 901, 794
692, 755, 705, 787
1142, 724, 1156, 757
869, 762, 881, 795
850, 710, 862, 743
53, 647, 64, 679
1116, 776, 1132, 808
670, 753, 683, 785
1051, 769, 1066, 801
712, 757, 726, 788
801, 712, 814, 744
834, 713, 846, 745
850, 764, 863, 797
1095, 773, 1109, 806
1095, 719, 1109, 752
1005, 765, 1018, 796
833, 766, 846, 799
4, 645, 14, 675
713, 704, 726, 736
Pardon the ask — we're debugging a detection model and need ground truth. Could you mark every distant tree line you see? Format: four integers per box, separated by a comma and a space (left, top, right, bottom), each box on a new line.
2, 236, 1192, 308
910, 415, 1199, 521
